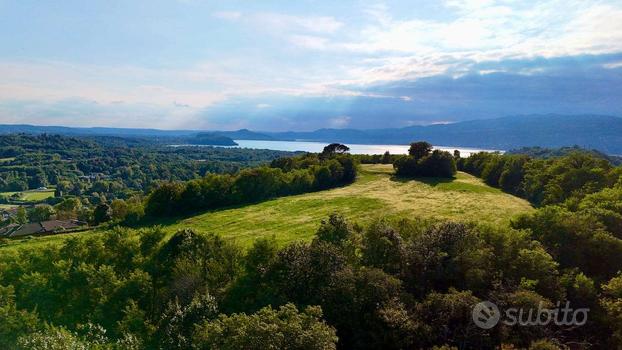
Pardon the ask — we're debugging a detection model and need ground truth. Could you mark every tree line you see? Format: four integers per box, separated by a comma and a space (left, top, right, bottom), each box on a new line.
144, 149, 356, 217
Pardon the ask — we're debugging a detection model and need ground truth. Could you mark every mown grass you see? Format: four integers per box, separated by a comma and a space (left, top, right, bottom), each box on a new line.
1, 164, 533, 250
163, 164, 532, 247
0, 189, 55, 201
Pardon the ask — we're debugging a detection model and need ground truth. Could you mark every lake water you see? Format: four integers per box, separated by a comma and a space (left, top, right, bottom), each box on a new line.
224, 140, 501, 157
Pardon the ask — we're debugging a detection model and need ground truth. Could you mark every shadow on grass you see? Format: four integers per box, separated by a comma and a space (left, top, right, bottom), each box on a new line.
390, 175, 456, 186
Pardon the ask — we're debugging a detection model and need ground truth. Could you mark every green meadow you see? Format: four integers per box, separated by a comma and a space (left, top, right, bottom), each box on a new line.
163, 164, 532, 246
0, 189, 55, 202
1, 164, 533, 250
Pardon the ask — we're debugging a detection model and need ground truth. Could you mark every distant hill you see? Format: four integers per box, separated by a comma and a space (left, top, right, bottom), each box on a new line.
210, 129, 275, 141
187, 133, 237, 146
259, 115, 622, 155
0, 124, 197, 137
0, 125, 236, 146
2, 114, 622, 154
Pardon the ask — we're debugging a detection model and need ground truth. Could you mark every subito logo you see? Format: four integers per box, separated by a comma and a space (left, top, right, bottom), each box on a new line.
472, 301, 500, 329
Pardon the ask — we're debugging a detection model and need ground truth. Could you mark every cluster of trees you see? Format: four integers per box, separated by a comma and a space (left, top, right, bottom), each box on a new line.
507, 146, 622, 165
3, 209, 622, 348
458, 150, 620, 206
393, 141, 457, 178
145, 151, 356, 217
355, 151, 396, 164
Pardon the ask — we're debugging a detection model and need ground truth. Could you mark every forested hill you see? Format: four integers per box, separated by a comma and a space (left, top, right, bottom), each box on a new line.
0, 125, 238, 146
265, 115, 622, 154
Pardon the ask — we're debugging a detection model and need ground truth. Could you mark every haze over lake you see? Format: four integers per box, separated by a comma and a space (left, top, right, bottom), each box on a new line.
223, 140, 500, 157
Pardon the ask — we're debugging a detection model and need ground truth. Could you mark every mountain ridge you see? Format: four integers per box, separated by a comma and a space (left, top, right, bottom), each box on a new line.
2, 114, 622, 154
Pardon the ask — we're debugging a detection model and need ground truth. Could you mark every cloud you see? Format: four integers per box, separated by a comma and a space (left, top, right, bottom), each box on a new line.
330, 0, 622, 85
2, 1, 622, 131
329, 115, 352, 128
194, 59, 622, 130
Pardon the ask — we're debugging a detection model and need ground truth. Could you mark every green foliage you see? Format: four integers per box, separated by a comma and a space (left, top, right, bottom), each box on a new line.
27, 204, 55, 222
193, 303, 338, 350
321, 143, 350, 158
0, 133, 292, 212
145, 152, 357, 217
394, 149, 457, 178
2, 143, 622, 349
93, 203, 113, 225
408, 141, 433, 159
461, 150, 619, 206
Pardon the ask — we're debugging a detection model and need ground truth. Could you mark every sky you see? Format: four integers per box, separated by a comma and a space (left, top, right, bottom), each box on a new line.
1, 0, 622, 131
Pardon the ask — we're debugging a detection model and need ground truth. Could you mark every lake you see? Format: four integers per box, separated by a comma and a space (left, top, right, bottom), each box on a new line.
224, 140, 501, 157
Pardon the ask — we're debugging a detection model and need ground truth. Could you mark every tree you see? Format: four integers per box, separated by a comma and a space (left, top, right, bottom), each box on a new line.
382, 151, 392, 164
156, 292, 218, 349
28, 204, 55, 222
0, 285, 40, 348
600, 273, 622, 346
193, 303, 338, 350
145, 182, 184, 216
417, 150, 457, 177
110, 199, 128, 221
394, 149, 456, 178
322, 143, 350, 157
362, 220, 405, 274
408, 141, 432, 160
93, 203, 112, 224
55, 197, 82, 219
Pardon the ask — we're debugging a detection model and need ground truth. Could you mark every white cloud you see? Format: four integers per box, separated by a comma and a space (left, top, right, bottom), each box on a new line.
604, 61, 622, 69
256, 103, 271, 108
327, 0, 622, 85
329, 115, 352, 128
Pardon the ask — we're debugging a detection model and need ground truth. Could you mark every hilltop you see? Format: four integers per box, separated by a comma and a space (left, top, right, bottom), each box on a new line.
2, 164, 532, 250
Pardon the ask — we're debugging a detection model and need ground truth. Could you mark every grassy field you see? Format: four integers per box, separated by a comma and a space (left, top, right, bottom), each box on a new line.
1, 164, 533, 250
0, 189, 55, 201
163, 164, 533, 246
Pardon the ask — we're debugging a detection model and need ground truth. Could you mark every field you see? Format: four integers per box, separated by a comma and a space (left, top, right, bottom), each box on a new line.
164, 164, 533, 246
0, 189, 55, 202
1, 164, 533, 250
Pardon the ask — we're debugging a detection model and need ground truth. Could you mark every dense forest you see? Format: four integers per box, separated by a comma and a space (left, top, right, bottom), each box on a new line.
0, 134, 291, 194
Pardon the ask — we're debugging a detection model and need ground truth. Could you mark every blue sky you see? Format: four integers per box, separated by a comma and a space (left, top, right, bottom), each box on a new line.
1, 0, 622, 131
